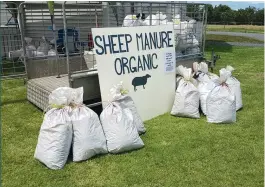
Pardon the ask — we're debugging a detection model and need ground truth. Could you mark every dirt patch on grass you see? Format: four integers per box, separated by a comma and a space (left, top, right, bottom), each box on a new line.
256, 72, 264, 79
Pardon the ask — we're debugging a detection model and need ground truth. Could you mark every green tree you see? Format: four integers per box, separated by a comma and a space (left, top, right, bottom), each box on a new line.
206, 4, 214, 23
245, 6, 256, 24
254, 8, 264, 25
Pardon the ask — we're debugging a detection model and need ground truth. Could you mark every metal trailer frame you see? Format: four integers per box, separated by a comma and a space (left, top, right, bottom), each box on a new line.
0, 1, 26, 79
16, 1, 207, 111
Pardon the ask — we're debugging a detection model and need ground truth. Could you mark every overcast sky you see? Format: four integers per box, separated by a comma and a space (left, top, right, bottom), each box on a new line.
195, 1, 264, 10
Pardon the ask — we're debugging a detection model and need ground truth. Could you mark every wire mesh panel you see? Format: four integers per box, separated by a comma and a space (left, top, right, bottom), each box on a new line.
18, 1, 206, 80
0, 2, 25, 79
62, 1, 207, 77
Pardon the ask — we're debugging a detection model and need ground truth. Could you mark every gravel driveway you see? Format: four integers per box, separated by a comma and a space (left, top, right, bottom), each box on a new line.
207, 31, 264, 41
207, 31, 264, 47
206, 41, 264, 47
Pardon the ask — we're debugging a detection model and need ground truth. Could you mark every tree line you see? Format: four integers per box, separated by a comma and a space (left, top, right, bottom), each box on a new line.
206, 4, 264, 25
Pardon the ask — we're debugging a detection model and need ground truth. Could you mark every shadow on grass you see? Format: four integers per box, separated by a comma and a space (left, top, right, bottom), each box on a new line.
206, 40, 233, 53
1, 99, 28, 106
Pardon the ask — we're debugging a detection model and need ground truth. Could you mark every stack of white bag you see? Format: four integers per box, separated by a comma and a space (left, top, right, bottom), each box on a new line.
206, 69, 237, 123
100, 82, 145, 154
171, 65, 200, 118
122, 14, 148, 27
144, 12, 168, 26
34, 87, 108, 169
193, 62, 219, 115
175, 34, 199, 51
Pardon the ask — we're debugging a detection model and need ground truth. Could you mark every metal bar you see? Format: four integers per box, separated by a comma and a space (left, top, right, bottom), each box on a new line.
202, 5, 207, 57
18, 3, 28, 80
62, 1, 71, 87
86, 102, 102, 108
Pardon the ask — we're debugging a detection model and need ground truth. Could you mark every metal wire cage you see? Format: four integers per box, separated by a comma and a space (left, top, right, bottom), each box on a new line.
3, 1, 207, 110
62, 1, 207, 78
0, 1, 25, 79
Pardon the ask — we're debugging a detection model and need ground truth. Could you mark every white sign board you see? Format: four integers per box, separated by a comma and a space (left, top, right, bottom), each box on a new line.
92, 25, 176, 121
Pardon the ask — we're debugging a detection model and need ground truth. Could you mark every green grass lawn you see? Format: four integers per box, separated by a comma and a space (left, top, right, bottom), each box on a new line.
206, 34, 264, 44
207, 24, 264, 34
1, 45, 264, 186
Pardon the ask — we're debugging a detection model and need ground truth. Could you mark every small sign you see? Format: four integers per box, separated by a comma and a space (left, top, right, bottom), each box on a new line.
164, 52, 175, 73
92, 25, 176, 121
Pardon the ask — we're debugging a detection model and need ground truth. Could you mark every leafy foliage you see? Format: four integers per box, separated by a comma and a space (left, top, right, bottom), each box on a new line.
206, 4, 264, 25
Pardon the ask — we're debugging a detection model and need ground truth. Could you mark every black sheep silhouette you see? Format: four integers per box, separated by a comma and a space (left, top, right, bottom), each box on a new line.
132, 74, 151, 91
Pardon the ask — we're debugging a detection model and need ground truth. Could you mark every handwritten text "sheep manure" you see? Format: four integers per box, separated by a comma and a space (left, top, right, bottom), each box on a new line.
114, 53, 158, 75
93, 31, 174, 55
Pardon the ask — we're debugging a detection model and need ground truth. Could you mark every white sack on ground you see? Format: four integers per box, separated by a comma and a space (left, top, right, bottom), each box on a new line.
206, 69, 236, 123
100, 82, 144, 154
192, 62, 219, 115
171, 66, 200, 118
71, 87, 108, 162
109, 83, 146, 134
197, 79, 216, 115
193, 62, 219, 82
223, 65, 243, 111
34, 87, 73, 170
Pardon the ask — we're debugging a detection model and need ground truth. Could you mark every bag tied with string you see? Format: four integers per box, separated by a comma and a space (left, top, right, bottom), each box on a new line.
34, 87, 73, 170
171, 65, 200, 118
193, 62, 219, 82
193, 62, 219, 115
100, 82, 144, 154
222, 65, 243, 111
108, 82, 146, 135
206, 69, 236, 123
71, 87, 108, 162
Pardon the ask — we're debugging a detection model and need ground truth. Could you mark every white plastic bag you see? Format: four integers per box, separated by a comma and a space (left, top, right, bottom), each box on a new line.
36, 36, 50, 55
48, 49, 56, 56
185, 47, 200, 55
100, 82, 144, 154
206, 69, 236, 123
171, 66, 200, 118
123, 15, 137, 27
192, 62, 219, 115
34, 87, 73, 170
71, 87, 108, 162
25, 45, 37, 58
193, 62, 219, 82
110, 82, 146, 134
176, 34, 199, 51
154, 12, 167, 25
144, 14, 157, 25
222, 66, 243, 111
197, 79, 216, 115
144, 12, 168, 26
